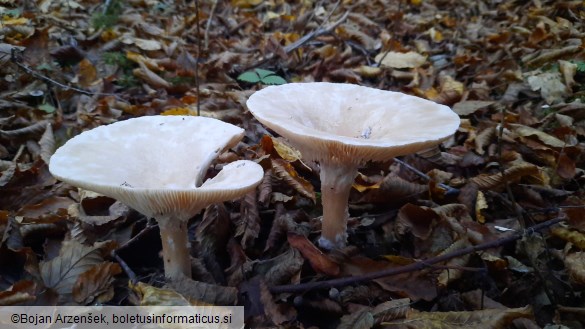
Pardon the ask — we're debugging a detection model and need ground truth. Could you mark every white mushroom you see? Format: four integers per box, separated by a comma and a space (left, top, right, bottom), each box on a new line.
49, 115, 264, 279
247, 82, 460, 249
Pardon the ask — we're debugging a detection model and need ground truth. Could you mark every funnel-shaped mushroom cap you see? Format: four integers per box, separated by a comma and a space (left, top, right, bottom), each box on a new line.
49, 116, 264, 221
247, 82, 460, 165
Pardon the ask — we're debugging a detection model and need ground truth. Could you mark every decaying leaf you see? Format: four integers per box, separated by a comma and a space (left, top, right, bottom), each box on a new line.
259, 280, 297, 325
72, 261, 121, 304
551, 227, 585, 249
0, 280, 36, 306
375, 51, 427, 69
338, 308, 375, 329
382, 306, 534, 328
564, 252, 585, 285
272, 158, 316, 203
39, 239, 114, 301
287, 233, 340, 276
237, 190, 261, 249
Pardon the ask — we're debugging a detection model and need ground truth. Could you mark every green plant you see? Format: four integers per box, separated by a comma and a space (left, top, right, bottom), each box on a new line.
92, 0, 124, 29
237, 68, 286, 85
102, 52, 133, 70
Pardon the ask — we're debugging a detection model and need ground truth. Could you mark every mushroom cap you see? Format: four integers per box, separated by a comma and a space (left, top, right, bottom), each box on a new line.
49, 116, 263, 221
247, 82, 460, 165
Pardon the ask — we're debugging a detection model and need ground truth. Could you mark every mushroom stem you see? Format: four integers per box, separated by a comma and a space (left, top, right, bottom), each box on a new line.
318, 162, 358, 250
158, 218, 192, 279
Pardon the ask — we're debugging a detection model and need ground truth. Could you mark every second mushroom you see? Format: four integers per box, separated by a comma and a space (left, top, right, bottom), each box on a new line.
247, 82, 460, 249
49, 116, 264, 280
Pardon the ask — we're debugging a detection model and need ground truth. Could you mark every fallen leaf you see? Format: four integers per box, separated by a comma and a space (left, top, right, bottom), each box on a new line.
375, 51, 427, 69
287, 233, 340, 276
73, 262, 121, 304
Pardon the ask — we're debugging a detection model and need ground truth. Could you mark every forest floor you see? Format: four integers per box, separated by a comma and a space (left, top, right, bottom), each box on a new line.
1, 0, 585, 328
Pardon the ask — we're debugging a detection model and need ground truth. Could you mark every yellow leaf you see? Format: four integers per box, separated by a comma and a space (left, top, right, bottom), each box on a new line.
0, 17, 29, 28
551, 227, 585, 249
475, 190, 488, 224
231, 0, 262, 8
428, 27, 443, 42
161, 108, 197, 116
130, 281, 190, 306
272, 137, 302, 162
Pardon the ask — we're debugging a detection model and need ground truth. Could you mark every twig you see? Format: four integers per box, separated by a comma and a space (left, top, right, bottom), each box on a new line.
111, 250, 138, 285
195, 0, 202, 116
269, 216, 564, 294
10, 48, 116, 97
393, 157, 459, 195
243, 10, 350, 71
204, 0, 218, 50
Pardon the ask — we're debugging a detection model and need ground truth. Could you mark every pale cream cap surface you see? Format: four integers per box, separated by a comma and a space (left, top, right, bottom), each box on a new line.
247, 82, 461, 165
49, 116, 264, 221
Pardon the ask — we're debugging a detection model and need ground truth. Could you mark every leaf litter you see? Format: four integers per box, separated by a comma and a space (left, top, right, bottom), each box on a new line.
0, 0, 585, 328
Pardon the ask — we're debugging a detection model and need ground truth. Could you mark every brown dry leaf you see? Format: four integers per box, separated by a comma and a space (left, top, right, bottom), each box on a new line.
0, 280, 36, 306
550, 227, 585, 249
16, 196, 73, 223
287, 233, 340, 276
564, 252, 585, 285
556, 152, 576, 179
264, 249, 305, 286
375, 51, 427, 69
562, 206, 585, 231
258, 169, 273, 206
133, 61, 171, 89
272, 158, 316, 203
474, 126, 496, 155
383, 306, 533, 328
342, 256, 437, 301
77, 58, 97, 88
436, 239, 472, 288
237, 190, 261, 249
126, 51, 162, 71
39, 123, 55, 164
372, 298, 411, 323
395, 203, 440, 240
73, 261, 121, 304
338, 308, 375, 329
452, 101, 495, 116
164, 275, 238, 306
0, 120, 48, 139
510, 124, 567, 148
359, 173, 427, 204
259, 280, 297, 325
39, 239, 109, 301
470, 162, 540, 190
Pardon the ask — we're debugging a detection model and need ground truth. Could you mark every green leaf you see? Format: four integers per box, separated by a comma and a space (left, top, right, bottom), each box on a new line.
576, 61, 585, 73
254, 68, 276, 79
38, 104, 56, 114
261, 75, 287, 85
237, 71, 261, 83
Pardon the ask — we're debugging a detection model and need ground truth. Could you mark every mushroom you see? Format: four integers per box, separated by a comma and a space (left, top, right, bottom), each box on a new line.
247, 82, 460, 249
49, 116, 263, 279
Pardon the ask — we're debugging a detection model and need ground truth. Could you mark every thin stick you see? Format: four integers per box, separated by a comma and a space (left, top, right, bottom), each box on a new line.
195, 0, 202, 116
393, 157, 457, 194
10, 48, 116, 97
269, 216, 564, 294
243, 11, 349, 71
204, 0, 218, 50
111, 251, 138, 284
